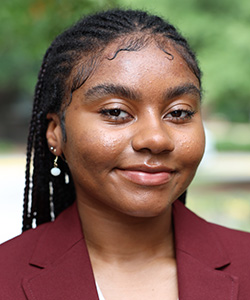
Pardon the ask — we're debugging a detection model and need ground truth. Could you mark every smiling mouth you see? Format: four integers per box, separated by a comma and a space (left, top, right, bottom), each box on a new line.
116, 168, 174, 186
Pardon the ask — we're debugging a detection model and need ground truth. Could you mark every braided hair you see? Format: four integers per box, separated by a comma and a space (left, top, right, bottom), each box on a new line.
22, 9, 201, 231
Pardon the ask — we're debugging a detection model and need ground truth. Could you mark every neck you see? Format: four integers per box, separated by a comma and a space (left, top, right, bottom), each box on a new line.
77, 199, 175, 265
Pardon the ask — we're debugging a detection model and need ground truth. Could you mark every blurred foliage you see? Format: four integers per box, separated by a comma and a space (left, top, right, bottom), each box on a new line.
1, 0, 250, 122
0, 141, 15, 153
205, 121, 250, 151
216, 141, 250, 152
0, 0, 117, 94
187, 183, 250, 231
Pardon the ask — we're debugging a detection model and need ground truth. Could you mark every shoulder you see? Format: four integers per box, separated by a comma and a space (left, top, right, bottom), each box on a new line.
174, 200, 250, 268
0, 222, 50, 298
0, 222, 50, 266
209, 222, 250, 258
0, 203, 83, 299
174, 200, 250, 253
209, 222, 250, 297
0, 221, 49, 258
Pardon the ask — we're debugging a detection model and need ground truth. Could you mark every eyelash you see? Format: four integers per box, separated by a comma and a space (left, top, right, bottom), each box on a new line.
99, 108, 196, 122
165, 109, 196, 121
99, 108, 132, 121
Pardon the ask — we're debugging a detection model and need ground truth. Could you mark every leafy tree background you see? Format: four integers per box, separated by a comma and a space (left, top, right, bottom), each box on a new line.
1, 0, 250, 143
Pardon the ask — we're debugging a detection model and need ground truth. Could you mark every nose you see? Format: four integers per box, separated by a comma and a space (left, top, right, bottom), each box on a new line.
131, 116, 175, 154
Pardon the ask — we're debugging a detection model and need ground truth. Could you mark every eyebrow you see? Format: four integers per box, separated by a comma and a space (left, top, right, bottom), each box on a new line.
84, 83, 201, 104
84, 84, 141, 103
163, 84, 201, 101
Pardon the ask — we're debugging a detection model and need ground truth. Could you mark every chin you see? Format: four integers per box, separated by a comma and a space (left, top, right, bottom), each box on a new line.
120, 202, 173, 218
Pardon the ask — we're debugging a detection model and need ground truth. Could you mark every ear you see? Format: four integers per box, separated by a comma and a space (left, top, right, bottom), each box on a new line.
46, 113, 63, 156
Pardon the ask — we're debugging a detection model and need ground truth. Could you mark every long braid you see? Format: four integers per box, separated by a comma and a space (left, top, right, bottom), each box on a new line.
22, 50, 50, 231
23, 9, 200, 231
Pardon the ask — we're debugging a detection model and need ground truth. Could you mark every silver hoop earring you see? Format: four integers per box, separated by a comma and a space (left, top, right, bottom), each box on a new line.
50, 156, 61, 176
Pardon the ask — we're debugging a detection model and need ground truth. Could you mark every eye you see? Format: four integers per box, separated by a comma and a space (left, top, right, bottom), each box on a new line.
105, 109, 125, 117
99, 108, 133, 122
165, 109, 196, 122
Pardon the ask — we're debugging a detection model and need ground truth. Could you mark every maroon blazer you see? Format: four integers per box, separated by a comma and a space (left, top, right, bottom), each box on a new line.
1, 200, 250, 299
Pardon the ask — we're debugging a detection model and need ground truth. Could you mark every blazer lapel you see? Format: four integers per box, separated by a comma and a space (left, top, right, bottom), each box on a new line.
173, 200, 239, 300
22, 200, 239, 299
177, 251, 239, 299
22, 203, 99, 300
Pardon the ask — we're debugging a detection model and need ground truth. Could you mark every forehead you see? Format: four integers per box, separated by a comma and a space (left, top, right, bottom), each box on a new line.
82, 41, 199, 90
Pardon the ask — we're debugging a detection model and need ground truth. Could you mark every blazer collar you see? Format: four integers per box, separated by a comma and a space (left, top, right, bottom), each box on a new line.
173, 200, 230, 269
173, 200, 239, 299
22, 202, 99, 300
23, 201, 239, 300
28, 202, 84, 268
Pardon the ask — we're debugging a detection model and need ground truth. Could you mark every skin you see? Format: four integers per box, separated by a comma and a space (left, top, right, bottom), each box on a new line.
47, 39, 205, 300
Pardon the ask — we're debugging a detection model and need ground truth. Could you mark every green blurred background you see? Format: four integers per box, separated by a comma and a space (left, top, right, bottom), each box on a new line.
0, 0, 250, 242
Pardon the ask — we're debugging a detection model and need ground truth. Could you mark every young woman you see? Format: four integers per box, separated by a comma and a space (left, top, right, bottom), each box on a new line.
1, 9, 249, 300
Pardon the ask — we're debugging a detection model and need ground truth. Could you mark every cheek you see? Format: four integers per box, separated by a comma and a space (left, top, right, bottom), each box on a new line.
65, 126, 128, 169
177, 126, 205, 168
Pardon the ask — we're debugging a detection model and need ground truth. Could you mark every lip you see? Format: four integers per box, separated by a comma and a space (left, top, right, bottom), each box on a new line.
116, 165, 174, 186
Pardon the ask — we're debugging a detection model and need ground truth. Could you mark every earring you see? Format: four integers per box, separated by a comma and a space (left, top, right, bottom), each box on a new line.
50, 146, 56, 153
50, 156, 61, 176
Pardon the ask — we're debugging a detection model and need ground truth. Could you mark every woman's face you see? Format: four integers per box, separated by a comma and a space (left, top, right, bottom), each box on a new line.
57, 42, 205, 217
